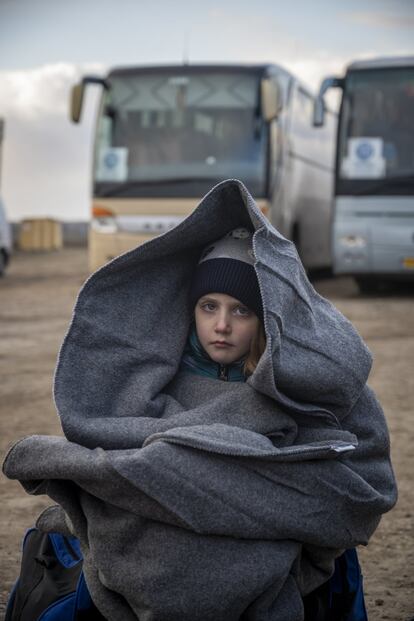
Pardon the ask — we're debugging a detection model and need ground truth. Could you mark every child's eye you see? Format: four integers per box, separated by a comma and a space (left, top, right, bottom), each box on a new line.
201, 302, 216, 312
234, 305, 251, 316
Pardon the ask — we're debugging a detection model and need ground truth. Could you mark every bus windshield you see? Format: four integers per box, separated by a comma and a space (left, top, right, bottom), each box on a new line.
94, 70, 267, 197
338, 67, 414, 184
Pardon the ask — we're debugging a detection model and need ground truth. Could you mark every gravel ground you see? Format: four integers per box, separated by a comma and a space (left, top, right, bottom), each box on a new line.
0, 248, 413, 620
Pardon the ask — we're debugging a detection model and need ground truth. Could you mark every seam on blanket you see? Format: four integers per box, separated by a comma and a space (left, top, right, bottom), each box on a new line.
144, 435, 356, 461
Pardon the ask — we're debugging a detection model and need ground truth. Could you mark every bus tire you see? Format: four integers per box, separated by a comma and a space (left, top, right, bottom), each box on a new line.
0, 251, 7, 277
355, 277, 380, 295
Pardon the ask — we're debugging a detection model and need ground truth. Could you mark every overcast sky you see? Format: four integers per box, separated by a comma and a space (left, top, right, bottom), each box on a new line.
0, 0, 413, 221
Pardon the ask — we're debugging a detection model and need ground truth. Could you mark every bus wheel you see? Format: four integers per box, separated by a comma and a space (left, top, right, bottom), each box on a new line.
355, 277, 380, 295
0, 251, 6, 277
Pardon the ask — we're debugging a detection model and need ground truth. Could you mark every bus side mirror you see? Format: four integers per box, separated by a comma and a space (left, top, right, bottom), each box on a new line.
261, 79, 281, 122
70, 76, 110, 124
71, 83, 84, 123
313, 76, 344, 127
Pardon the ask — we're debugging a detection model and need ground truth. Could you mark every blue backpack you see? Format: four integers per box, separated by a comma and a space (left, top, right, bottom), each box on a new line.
5, 528, 105, 621
6, 528, 367, 620
303, 548, 368, 620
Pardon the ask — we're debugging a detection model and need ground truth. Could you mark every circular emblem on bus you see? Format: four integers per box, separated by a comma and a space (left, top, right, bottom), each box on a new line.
104, 152, 118, 169
356, 142, 373, 160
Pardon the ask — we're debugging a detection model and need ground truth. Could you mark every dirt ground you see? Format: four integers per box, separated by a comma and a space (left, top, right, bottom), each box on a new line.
0, 248, 413, 620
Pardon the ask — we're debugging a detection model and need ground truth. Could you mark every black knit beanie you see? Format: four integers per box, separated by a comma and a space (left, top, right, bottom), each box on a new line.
190, 228, 263, 321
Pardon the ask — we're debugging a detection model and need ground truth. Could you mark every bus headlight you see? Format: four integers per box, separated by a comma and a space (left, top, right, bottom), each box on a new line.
91, 217, 117, 234
339, 235, 367, 248
91, 204, 118, 234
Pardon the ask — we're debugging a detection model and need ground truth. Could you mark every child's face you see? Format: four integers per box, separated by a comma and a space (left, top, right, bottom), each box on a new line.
194, 293, 259, 365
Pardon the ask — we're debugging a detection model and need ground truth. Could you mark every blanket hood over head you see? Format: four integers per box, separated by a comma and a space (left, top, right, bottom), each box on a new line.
55, 179, 372, 448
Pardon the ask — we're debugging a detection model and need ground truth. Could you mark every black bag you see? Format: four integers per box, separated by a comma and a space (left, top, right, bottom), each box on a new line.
5, 527, 105, 621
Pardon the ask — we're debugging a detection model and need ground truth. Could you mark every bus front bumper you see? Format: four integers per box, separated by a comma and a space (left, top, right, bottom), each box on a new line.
333, 197, 414, 278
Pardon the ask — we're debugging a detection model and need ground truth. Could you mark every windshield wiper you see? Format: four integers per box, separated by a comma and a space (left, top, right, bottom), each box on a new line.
97, 177, 224, 197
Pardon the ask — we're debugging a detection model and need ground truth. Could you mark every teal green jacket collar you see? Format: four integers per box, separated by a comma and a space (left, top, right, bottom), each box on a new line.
179, 325, 245, 382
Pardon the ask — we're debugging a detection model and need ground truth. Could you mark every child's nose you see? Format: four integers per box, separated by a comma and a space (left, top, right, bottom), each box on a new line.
215, 312, 231, 332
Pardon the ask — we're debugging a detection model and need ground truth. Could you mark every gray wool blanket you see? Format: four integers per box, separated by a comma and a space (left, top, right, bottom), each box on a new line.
3, 179, 397, 621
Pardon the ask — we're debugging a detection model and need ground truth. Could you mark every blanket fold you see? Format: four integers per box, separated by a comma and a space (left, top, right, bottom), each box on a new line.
3, 179, 397, 621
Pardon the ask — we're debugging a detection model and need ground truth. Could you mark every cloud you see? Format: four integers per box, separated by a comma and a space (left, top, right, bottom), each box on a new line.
0, 63, 106, 221
343, 10, 414, 30
280, 52, 353, 111
0, 62, 105, 120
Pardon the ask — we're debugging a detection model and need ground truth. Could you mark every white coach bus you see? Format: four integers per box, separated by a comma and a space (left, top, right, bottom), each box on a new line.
314, 56, 414, 292
71, 64, 336, 271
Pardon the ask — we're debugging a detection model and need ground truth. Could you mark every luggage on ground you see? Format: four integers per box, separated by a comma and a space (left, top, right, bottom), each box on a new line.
5, 527, 105, 621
